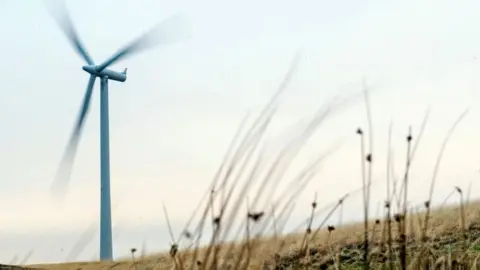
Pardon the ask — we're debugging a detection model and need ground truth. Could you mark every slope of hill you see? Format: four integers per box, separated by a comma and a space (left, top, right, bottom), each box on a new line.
17, 200, 480, 269
7, 65, 475, 269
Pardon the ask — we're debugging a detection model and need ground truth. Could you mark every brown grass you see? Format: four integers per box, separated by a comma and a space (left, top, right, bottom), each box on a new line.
22, 201, 480, 269
8, 56, 478, 270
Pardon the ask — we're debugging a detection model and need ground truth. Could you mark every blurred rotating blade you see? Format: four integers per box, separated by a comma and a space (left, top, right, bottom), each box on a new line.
45, 0, 94, 65
66, 222, 97, 262
51, 75, 97, 198
96, 12, 192, 72
19, 249, 34, 265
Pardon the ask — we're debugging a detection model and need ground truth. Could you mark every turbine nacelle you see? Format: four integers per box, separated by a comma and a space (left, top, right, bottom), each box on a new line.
82, 65, 127, 82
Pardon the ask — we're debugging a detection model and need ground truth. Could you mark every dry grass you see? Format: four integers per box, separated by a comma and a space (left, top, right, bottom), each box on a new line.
6, 57, 478, 270
19, 201, 480, 269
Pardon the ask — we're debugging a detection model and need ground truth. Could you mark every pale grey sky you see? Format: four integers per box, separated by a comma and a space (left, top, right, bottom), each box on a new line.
1, 0, 480, 265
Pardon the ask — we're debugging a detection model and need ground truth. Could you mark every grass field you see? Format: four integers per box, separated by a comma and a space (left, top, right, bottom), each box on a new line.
6, 58, 476, 269
17, 201, 480, 269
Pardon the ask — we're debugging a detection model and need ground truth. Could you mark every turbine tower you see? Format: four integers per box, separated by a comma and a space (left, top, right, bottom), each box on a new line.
46, 1, 191, 261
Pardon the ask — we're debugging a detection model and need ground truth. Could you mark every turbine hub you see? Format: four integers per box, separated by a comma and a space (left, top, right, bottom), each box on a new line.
82, 65, 98, 75
82, 65, 127, 82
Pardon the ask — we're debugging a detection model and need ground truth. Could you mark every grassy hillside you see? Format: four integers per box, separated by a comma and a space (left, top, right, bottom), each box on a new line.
8, 59, 475, 269
21, 200, 480, 269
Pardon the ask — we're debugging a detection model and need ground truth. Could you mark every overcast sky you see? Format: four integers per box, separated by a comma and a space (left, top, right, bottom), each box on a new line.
1, 0, 480, 265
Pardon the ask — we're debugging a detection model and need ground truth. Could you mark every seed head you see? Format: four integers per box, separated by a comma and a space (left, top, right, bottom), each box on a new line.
356, 128, 363, 135
248, 211, 265, 222
366, 153, 372, 162
455, 186, 462, 194
407, 134, 412, 142
424, 201, 430, 208
311, 201, 317, 208
131, 248, 137, 254
327, 225, 335, 232
213, 216, 221, 226
394, 214, 402, 222
306, 227, 312, 234
183, 230, 192, 239
384, 201, 390, 208
375, 219, 380, 225
169, 243, 178, 257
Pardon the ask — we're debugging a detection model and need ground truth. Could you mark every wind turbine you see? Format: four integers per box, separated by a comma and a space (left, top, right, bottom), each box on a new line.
46, 1, 191, 261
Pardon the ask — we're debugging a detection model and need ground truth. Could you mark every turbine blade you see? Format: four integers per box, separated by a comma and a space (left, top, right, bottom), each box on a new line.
45, 0, 95, 65
96, 13, 191, 71
50, 75, 97, 199
19, 249, 34, 265
66, 222, 97, 262
9, 254, 18, 265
